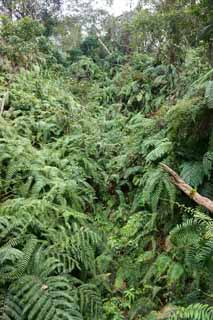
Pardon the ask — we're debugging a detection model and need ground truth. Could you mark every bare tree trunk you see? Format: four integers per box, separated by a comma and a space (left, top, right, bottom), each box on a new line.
161, 163, 213, 213
97, 35, 112, 55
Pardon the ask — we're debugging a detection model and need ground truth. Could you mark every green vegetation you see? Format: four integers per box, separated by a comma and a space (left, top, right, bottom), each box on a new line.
0, 1, 213, 319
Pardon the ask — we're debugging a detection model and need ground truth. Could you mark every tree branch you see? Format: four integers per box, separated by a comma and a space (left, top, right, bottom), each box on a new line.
161, 163, 213, 213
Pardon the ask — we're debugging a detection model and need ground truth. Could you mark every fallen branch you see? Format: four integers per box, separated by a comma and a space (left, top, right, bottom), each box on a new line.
161, 163, 213, 213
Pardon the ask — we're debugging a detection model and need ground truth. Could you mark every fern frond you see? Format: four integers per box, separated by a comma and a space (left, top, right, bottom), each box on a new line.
142, 168, 176, 212
170, 219, 201, 247
180, 161, 205, 188
146, 141, 172, 163
197, 239, 213, 265
78, 284, 102, 320
170, 303, 213, 320
9, 274, 83, 320
0, 238, 37, 283
203, 152, 213, 179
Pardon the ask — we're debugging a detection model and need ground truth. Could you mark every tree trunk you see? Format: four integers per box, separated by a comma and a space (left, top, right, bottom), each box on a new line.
208, 40, 213, 66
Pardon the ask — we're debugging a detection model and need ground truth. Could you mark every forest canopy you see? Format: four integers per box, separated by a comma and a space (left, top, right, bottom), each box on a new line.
0, 1, 212, 320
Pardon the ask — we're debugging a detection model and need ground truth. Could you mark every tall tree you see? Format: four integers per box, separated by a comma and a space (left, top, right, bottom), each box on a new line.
63, 0, 111, 33
0, 0, 62, 20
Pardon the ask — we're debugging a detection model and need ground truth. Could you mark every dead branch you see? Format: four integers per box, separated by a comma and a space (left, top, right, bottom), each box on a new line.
161, 163, 213, 213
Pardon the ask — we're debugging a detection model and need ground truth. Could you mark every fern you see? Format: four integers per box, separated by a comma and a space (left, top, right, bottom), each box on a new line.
180, 161, 205, 188
197, 239, 213, 265
0, 238, 37, 283
145, 140, 172, 163
0, 244, 102, 320
1, 15, 213, 320
203, 152, 213, 179
170, 303, 213, 320
78, 284, 102, 320
169, 219, 201, 247
142, 168, 176, 212
8, 275, 82, 320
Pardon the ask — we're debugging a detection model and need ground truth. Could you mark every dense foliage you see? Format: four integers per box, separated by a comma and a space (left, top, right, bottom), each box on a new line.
0, 1, 213, 319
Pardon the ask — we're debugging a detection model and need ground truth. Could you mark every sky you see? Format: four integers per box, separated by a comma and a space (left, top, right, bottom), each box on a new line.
63, 0, 139, 17
102, 0, 139, 16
